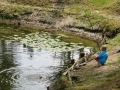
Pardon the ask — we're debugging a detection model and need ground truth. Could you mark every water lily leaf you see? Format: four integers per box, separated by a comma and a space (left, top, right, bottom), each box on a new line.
14, 35, 18, 37
19, 32, 84, 52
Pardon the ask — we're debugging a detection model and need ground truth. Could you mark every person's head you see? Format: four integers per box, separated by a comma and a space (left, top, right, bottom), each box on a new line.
101, 45, 107, 51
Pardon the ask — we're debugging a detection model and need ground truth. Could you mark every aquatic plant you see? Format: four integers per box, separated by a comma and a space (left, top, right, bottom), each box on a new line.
20, 32, 84, 52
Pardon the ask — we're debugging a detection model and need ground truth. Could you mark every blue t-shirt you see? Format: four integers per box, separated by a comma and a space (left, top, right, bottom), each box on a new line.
98, 50, 108, 65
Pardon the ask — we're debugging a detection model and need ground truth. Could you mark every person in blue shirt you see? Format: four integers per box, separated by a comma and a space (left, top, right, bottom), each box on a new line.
88, 45, 108, 66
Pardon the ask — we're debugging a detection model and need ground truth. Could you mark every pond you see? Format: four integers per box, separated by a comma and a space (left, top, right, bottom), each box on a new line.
0, 26, 97, 90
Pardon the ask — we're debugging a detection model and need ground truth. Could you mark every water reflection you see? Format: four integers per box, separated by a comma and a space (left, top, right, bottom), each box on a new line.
0, 40, 84, 90
0, 40, 16, 90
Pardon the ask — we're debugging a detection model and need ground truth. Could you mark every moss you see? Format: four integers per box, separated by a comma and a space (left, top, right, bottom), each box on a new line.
54, 30, 96, 47
54, 76, 72, 90
0, 24, 27, 39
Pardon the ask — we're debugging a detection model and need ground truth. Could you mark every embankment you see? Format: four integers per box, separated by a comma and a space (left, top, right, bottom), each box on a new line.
0, 0, 120, 42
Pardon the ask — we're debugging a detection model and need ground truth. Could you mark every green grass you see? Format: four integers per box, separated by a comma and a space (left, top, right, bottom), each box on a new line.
90, 0, 115, 7
63, 0, 120, 35
0, 1, 53, 19
68, 35, 120, 90
58, 35, 120, 90
108, 34, 120, 48
0, 0, 119, 34
65, 68, 120, 90
0, 1, 120, 90
0, 2, 34, 19
54, 31, 96, 47
3, 0, 50, 6
0, 25, 26, 39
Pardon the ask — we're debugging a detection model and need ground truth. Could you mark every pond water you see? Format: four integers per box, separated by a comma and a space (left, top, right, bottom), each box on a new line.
0, 27, 96, 90
0, 40, 84, 90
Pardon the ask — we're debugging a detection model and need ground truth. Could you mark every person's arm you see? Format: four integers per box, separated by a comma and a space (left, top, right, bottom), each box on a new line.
97, 51, 104, 58
88, 54, 98, 62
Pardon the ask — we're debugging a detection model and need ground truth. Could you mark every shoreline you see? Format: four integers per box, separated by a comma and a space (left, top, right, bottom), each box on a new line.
0, 16, 103, 42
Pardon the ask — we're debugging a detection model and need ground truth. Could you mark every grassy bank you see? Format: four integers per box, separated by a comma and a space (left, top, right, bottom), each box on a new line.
64, 0, 120, 36
0, 0, 119, 35
54, 34, 120, 90
0, 22, 96, 48
1, 0, 50, 6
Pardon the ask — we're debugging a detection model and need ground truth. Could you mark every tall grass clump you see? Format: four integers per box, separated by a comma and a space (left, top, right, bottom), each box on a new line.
54, 76, 72, 90
0, 2, 33, 19
77, 10, 105, 30
108, 34, 120, 47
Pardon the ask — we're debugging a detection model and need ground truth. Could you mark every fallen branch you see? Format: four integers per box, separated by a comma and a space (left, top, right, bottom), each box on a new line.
63, 49, 120, 76
63, 55, 89, 75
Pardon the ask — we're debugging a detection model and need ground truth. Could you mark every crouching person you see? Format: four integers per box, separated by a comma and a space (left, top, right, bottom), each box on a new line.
88, 45, 108, 67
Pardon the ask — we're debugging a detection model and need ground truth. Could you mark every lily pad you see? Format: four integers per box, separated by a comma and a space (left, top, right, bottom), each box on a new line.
20, 32, 84, 52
